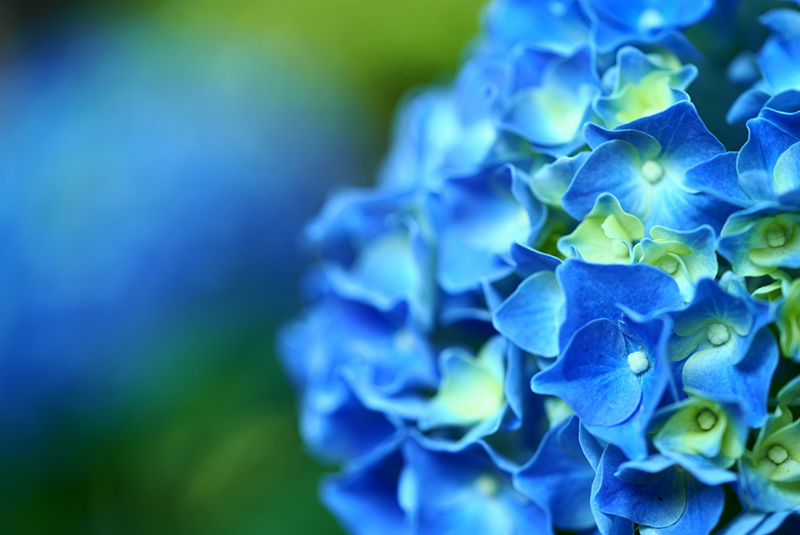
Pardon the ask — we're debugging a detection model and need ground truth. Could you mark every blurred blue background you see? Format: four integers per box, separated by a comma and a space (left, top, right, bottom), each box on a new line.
0, 0, 483, 533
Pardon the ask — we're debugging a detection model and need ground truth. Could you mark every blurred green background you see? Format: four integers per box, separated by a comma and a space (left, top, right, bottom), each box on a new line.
0, 0, 484, 534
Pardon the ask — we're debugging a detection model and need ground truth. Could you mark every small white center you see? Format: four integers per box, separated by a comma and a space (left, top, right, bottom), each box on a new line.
696, 409, 717, 431
393, 329, 416, 352
638, 8, 665, 31
706, 324, 730, 346
475, 474, 500, 496
627, 351, 649, 374
641, 160, 664, 184
769, 445, 790, 465
658, 255, 678, 274
767, 224, 786, 248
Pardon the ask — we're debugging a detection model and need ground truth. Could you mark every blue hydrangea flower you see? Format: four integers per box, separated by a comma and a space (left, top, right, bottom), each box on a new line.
739, 404, 800, 512
594, 46, 697, 129
667, 278, 777, 428
650, 393, 748, 485
562, 101, 736, 232
282, 0, 800, 532
689, 90, 800, 208
718, 205, 800, 277
557, 193, 644, 264
592, 445, 725, 535
532, 310, 672, 460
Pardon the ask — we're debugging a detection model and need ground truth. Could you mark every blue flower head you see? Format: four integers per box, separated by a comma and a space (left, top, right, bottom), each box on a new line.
283, 0, 800, 532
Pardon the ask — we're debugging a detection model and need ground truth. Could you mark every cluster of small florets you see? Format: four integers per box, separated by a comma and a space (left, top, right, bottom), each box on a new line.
280, 1, 800, 534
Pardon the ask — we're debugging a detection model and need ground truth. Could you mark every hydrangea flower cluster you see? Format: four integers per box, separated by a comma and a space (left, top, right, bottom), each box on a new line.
280, 1, 800, 533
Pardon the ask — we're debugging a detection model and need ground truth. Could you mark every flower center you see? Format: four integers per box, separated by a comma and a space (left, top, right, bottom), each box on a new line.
696, 409, 717, 431
767, 224, 786, 248
658, 255, 678, 274
769, 445, 790, 465
641, 160, 664, 184
706, 323, 730, 346
475, 474, 500, 496
627, 351, 649, 374
638, 8, 665, 31
393, 329, 416, 352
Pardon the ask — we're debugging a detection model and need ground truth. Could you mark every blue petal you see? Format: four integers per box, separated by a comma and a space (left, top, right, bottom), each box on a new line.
651, 474, 725, 535
532, 318, 642, 427
493, 270, 564, 357
584, 121, 661, 153
727, 85, 772, 124
321, 439, 411, 535
758, 10, 800, 93
684, 152, 753, 207
760, 89, 800, 139
556, 260, 683, 348
510, 243, 562, 278
594, 446, 687, 529
562, 139, 650, 221
514, 415, 595, 531
618, 101, 724, 174
738, 117, 799, 179
403, 439, 552, 535
682, 327, 779, 428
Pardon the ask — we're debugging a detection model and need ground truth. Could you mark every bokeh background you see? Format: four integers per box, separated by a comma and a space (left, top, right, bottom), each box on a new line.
0, 1, 483, 533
